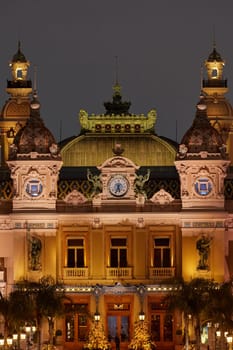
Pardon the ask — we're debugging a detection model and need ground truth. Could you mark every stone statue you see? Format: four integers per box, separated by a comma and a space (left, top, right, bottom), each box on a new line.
27, 233, 42, 271
87, 169, 102, 197
79, 109, 89, 130
134, 169, 150, 198
196, 235, 212, 270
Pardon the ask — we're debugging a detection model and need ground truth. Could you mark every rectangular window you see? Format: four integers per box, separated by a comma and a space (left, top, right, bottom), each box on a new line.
67, 238, 85, 268
153, 238, 171, 267
110, 238, 127, 268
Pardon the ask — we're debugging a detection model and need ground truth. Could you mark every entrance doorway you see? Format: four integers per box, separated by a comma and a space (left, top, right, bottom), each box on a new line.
63, 301, 89, 350
151, 312, 173, 342
105, 295, 133, 350
148, 296, 175, 350
107, 315, 129, 350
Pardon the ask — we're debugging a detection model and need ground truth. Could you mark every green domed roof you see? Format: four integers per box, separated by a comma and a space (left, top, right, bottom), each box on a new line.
61, 133, 177, 167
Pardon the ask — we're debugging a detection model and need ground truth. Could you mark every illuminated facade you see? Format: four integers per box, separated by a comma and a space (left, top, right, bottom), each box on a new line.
0, 44, 233, 350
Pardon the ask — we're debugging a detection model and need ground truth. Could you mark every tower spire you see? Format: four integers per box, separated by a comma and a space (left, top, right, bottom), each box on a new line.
115, 55, 119, 85
213, 24, 216, 49
103, 56, 131, 116
113, 55, 121, 96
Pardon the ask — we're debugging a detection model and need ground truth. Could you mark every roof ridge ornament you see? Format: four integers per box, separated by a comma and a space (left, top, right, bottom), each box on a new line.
112, 143, 124, 156
103, 57, 131, 116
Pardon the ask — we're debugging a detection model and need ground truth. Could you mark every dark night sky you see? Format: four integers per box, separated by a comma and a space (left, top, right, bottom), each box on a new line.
0, 1, 233, 143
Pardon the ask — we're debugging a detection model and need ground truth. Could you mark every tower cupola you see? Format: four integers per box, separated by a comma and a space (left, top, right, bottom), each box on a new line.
201, 44, 233, 162
175, 95, 230, 209
103, 82, 131, 116
10, 91, 57, 158
0, 43, 33, 167
6, 41, 32, 98
202, 45, 227, 96
7, 89, 62, 211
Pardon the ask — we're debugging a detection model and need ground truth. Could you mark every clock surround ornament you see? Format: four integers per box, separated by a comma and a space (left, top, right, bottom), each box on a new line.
94, 147, 141, 204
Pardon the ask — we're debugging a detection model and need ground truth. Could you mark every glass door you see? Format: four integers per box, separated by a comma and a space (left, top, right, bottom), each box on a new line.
64, 303, 89, 350
151, 312, 173, 344
107, 315, 129, 350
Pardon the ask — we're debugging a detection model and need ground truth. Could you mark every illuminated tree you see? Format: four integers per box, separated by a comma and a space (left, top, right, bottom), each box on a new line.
129, 320, 156, 350
84, 319, 110, 350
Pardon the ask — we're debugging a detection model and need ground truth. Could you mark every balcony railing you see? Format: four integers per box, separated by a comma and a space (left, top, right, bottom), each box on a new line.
106, 267, 133, 279
63, 267, 89, 279
149, 267, 175, 280
7, 80, 32, 88
202, 79, 227, 88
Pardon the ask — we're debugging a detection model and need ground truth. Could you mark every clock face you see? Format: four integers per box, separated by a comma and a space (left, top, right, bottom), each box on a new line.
194, 177, 212, 196
108, 175, 129, 197
25, 179, 43, 197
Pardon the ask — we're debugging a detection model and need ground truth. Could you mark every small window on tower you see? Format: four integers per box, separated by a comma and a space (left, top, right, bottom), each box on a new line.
16, 69, 23, 79
211, 68, 218, 78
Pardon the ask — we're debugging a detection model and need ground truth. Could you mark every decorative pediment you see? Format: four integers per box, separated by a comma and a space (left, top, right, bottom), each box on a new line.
150, 188, 174, 205
64, 189, 87, 205
98, 155, 139, 171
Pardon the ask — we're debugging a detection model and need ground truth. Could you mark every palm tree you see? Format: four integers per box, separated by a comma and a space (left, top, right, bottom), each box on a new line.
0, 293, 11, 338
16, 275, 69, 350
0, 289, 35, 349
165, 277, 216, 350
9, 289, 35, 329
206, 278, 233, 349
34, 276, 68, 348
8, 289, 35, 349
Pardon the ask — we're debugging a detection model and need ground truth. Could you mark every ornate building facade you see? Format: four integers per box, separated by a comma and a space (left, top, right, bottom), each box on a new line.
0, 44, 233, 350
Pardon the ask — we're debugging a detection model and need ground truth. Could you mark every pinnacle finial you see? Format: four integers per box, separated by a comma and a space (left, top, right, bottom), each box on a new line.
113, 56, 121, 96
213, 24, 216, 49
33, 65, 38, 93
31, 65, 40, 111
200, 65, 203, 91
